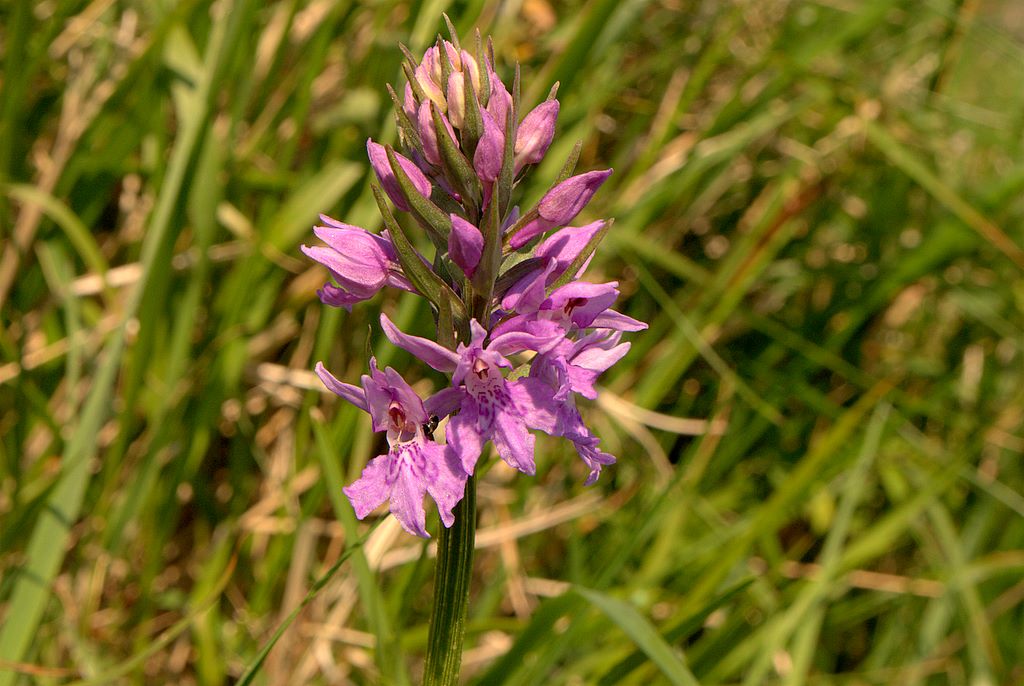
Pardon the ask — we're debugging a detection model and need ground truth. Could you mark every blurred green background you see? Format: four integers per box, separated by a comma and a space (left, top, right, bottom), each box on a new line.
2, 0, 1024, 684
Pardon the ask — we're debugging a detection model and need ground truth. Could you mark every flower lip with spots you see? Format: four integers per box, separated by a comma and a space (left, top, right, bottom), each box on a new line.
380, 315, 565, 476
315, 358, 467, 538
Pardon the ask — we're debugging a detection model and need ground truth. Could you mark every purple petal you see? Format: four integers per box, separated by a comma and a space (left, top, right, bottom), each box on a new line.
515, 100, 559, 172
590, 309, 648, 332
300, 244, 386, 292
388, 450, 430, 538
502, 206, 520, 233
576, 438, 616, 485
448, 214, 484, 278
566, 342, 630, 399
312, 223, 392, 257
474, 108, 505, 183
491, 408, 536, 475
316, 283, 365, 310
535, 220, 607, 278
446, 72, 468, 129
487, 76, 512, 132
413, 58, 445, 107
317, 214, 357, 230
380, 313, 459, 373
361, 372, 393, 433
508, 216, 556, 250
425, 386, 465, 421
565, 367, 601, 400
468, 319, 489, 348
489, 318, 564, 356
382, 366, 429, 424
507, 377, 562, 435
315, 361, 368, 411
460, 49, 482, 94
499, 259, 555, 312
549, 281, 621, 329
446, 407, 485, 474
367, 139, 432, 212
342, 453, 391, 519
573, 339, 631, 374
402, 82, 417, 122
538, 169, 612, 225
419, 101, 457, 167
422, 442, 468, 527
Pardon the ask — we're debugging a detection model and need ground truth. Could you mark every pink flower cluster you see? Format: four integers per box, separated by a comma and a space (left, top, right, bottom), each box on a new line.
304, 28, 645, 537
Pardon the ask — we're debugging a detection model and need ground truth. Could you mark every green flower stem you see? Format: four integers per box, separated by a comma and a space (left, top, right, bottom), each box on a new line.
423, 473, 477, 686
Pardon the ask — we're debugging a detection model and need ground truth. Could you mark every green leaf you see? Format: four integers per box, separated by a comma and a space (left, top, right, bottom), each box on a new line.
574, 586, 700, 686
554, 139, 583, 186
235, 531, 374, 686
600, 578, 754, 685
3, 183, 108, 290
493, 256, 544, 296
0, 4, 255, 680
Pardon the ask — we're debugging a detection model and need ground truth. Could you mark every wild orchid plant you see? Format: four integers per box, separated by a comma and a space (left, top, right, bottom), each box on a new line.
304, 20, 645, 683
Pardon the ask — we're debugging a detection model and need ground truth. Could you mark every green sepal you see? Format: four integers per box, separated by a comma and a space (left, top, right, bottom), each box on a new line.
548, 219, 612, 291
370, 180, 464, 319
441, 13, 462, 52
399, 47, 429, 105
555, 139, 583, 185
475, 30, 490, 109
431, 247, 460, 296
493, 256, 544, 297
470, 178, 503, 309
387, 83, 421, 151
429, 104, 482, 220
496, 72, 518, 215
502, 207, 539, 248
398, 42, 419, 66
384, 144, 452, 245
459, 60, 483, 158
486, 36, 496, 71
512, 62, 521, 119
437, 34, 453, 105
435, 290, 458, 350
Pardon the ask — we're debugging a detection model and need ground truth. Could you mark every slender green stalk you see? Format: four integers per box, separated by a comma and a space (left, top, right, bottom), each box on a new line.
423, 474, 477, 686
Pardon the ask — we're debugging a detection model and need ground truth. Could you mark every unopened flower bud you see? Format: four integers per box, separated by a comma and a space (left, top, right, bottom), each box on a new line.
515, 100, 559, 172
473, 109, 504, 183
539, 169, 612, 225
487, 77, 512, 133
367, 139, 432, 212
509, 169, 612, 248
419, 101, 457, 167
459, 49, 482, 95
448, 214, 484, 278
413, 60, 446, 109
446, 72, 468, 129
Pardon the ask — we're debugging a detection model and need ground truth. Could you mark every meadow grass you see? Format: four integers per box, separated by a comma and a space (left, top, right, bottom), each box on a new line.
2, 0, 1024, 684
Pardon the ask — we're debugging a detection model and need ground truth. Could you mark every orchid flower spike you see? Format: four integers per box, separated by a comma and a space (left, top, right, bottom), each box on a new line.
305, 25, 646, 535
